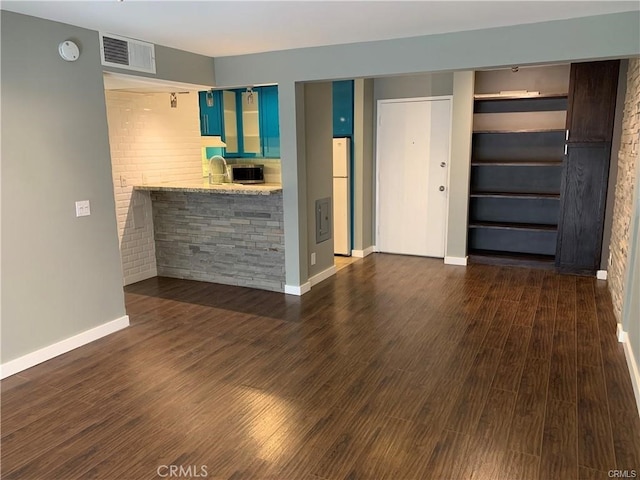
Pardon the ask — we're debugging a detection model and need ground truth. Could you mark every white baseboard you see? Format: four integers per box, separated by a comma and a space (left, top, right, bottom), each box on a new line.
618, 323, 628, 342
444, 256, 468, 266
0, 315, 130, 379
124, 268, 157, 286
352, 246, 375, 258
284, 282, 311, 296
596, 270, 608, 281
618, 324, 640, 418
309, 265, 337, 287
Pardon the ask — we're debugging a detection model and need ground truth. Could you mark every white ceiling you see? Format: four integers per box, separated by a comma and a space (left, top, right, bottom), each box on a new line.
2, 1, 638, 58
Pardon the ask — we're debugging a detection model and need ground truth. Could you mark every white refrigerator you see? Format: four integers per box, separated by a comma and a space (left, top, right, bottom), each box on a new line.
333, 138, 351, 256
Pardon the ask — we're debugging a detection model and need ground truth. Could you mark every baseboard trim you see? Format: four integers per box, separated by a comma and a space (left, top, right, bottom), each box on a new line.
618, 324, 640, 418
309, 265, 337, 287
352, 246, 375, 258
124, 269, 157, 286
284, 282, 311, 296
0, 315, 130, 379
618, 323, 627, 342
444, 256, 468, 266
596, 270, 608, 281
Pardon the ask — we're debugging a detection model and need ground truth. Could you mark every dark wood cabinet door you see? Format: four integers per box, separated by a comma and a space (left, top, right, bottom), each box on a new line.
566, 60, 619, 143
556, 143, 611, 274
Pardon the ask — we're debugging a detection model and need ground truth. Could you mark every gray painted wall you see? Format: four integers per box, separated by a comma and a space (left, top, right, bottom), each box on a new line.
304, 82, 334, 278
474, 64, 570, 94
352, 78, 375, 251
621, 141, 640, 408
1, 11, 126, 362
448, 72, 476, 259
277, 81, 308, 287
214, 12, 639, 87
373, 73, 453, 100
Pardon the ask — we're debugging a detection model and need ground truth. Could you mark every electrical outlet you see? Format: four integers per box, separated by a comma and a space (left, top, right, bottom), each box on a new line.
311, 253, 316, 265
75, 200, 91, 217
120, 175, 127, 188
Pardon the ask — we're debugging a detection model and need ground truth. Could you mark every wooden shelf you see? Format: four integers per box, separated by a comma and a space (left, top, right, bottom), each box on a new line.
474, 95, 568, 115
468, 249, 556, 269
474, 93, 568, 100
473, 128, 566, 134
470, 192, 560, 199
472, 160, 563, 166
469, 221, 557, 232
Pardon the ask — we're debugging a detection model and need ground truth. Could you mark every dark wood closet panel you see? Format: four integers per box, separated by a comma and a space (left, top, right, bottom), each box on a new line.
566, 60, 620, 143
556, 60, 620, 275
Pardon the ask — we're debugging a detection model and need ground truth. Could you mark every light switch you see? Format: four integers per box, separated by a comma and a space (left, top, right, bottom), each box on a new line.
75, 200, 91, 217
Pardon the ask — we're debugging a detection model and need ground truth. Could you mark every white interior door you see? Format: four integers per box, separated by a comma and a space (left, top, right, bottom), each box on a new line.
377, 97, 451, 257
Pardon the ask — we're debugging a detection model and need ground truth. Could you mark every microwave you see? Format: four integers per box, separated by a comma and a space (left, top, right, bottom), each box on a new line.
229, 164, 265, 184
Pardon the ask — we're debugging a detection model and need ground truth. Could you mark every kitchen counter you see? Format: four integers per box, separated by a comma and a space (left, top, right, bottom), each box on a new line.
138, 182, 285, 293
134, 180, 282, 195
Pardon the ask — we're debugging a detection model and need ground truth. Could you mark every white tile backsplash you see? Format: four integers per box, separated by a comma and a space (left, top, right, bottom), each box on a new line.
105, 90, 203, 285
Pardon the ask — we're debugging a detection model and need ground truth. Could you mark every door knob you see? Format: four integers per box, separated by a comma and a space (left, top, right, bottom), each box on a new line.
439, 186, 445, 192
440, 162, 446, 167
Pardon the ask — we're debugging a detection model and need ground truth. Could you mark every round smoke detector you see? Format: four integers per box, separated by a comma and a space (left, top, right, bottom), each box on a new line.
58, 40, 80, 62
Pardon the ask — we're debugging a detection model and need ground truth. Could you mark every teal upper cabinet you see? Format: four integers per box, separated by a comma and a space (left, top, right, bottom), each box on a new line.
259, 86, 280, 158
333, 80, 354, 137
198, 90, 223, 136
198, 87, 280, 158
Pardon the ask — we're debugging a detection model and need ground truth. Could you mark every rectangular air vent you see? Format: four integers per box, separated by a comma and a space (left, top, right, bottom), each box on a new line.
99, 33, 156, 74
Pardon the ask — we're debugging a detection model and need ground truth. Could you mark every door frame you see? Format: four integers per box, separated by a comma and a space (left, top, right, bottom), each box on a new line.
374, 95, 454, 258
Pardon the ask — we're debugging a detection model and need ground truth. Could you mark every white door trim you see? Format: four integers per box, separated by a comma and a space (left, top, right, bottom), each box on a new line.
375, 95, 453, 257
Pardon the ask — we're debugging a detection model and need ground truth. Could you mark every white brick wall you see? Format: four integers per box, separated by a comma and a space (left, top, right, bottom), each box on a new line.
105, 90, 203, 285
609, 58, 640, 321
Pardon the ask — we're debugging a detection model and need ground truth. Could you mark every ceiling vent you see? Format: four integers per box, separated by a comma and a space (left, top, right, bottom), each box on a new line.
99, 33, 156, 74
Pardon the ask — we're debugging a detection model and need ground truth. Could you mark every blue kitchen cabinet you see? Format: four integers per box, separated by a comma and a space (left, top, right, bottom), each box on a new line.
199, 87, 280, 158
198, 90, 223, 136
333, 80, 354, 137
259, 86, 280, 158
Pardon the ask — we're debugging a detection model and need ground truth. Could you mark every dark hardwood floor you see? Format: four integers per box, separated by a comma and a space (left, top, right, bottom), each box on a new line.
2, 254, 639, 479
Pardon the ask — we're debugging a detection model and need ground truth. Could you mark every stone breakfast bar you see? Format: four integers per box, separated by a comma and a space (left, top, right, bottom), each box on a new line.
135, 181, 285, 292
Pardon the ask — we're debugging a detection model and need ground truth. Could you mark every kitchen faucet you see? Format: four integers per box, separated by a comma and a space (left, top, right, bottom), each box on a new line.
208, 155, 230, 184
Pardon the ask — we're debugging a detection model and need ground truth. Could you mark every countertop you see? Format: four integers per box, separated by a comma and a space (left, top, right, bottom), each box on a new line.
134, 180, 282, 196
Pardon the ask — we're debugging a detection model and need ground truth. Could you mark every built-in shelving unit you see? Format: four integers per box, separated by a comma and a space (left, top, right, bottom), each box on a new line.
468, 88, 568, 267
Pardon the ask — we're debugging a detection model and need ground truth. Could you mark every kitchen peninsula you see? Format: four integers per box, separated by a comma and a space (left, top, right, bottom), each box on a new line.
135, 181, 285, 292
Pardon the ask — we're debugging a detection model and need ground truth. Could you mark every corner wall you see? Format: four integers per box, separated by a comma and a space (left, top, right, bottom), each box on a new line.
104, 90, 203, 285
609, 58, 639, 323
353, 78, 375, 252
305, 82, 334, 279
1, 11, 127, 364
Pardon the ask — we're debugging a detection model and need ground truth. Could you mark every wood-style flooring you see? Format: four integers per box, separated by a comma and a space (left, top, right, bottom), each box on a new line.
2, 254, 639, 479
